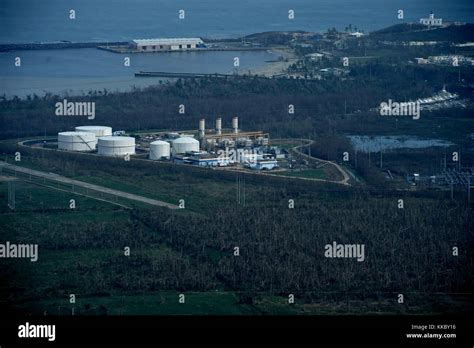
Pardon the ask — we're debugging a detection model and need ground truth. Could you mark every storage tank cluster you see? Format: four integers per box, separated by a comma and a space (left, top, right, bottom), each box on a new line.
58, 125, 135, 157
58, 118, 246, 160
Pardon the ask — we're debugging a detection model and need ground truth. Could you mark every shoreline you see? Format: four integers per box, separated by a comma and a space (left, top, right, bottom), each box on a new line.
244, 48, 297, 77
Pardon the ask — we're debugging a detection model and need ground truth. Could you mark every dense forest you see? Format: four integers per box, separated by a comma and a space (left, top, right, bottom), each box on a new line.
0, 62, 473, 141
0, 148, 472, 314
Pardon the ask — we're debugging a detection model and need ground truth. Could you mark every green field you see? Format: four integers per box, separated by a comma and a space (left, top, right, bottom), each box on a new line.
275, 168, 326, 179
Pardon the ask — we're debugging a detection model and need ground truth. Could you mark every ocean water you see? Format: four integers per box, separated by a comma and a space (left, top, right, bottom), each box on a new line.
1, 0, 473, 97
1, 0, 473, 43
0, 48, 277, 97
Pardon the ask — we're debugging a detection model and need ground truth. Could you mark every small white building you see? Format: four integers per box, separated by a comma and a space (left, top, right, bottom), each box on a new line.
349, 32, 364, 38
420, 12, 442, 26
415, 57, 429, 64
306, 53, 324, 61
130, 38, 204, 51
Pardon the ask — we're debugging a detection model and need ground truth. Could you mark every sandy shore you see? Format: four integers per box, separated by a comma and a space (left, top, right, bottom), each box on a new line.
244, 48, 297, 77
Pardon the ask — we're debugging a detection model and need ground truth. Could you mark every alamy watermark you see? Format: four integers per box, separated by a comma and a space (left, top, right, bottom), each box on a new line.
324, 241, 365, 262
0, 241, 38, 262
18, 322, 55, 341
217, 147, 260, 164
55, 99, 95, 120
380, 99, 420, 120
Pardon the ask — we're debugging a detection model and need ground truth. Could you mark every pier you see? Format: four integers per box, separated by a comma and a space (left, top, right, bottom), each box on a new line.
134, 71, 235, 78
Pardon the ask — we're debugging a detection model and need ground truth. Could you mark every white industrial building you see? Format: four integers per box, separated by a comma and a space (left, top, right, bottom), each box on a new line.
58, 131, 97, 152
75, 126, 112, 137
97, 136, 136, 157
248, 159, 279, 170
420, 12, 442, 26
149, 140, 171, 160
129, 38, 204, 52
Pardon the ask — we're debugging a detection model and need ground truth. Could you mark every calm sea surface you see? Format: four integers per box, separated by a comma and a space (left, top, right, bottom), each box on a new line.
1, 0, 472, 97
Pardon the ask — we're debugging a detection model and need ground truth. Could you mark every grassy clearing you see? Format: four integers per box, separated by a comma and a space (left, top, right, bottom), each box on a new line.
0, 179, 119, 212
275, 168, 326, 179
20, 291, 260, 315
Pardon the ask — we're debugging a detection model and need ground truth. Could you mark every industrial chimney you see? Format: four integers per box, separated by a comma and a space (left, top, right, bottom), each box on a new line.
232, 117, 239, 134
199, 118, 205, 138
216, 117, 222, 136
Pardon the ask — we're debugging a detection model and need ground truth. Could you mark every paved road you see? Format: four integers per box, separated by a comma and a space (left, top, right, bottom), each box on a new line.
0, 162, 179, 209
274, 138, 351, 186
293, 139, 351, 186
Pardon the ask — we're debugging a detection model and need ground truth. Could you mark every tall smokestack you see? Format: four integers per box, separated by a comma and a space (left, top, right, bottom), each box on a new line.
232, 117, 239, 134
216, 117, 222, 135
199, 118, 205, 138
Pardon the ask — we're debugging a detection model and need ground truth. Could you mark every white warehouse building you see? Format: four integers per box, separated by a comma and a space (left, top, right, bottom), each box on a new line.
97, 136, 136, 157
75, 126, 112, 137
149, 140, 171, 160
58, 131, 97, 152
172, 137, 199, 156
130, 38, 204, 52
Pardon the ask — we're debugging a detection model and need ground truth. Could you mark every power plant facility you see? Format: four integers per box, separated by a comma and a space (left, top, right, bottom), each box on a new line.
54, 119, 284, 171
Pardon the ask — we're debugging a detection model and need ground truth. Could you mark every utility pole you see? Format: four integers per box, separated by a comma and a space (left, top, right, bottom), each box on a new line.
236, 176, 238, 204
8, 181, 15, 210
468, 176, 471, 204
243, 177, 246, 207
236, 175, 246, 206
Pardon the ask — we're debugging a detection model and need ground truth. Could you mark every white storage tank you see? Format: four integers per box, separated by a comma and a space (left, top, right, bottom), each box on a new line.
97, 136, 136, 156
172, 137, 199, 156
149, 140, 170, 160
75, 126, 112, 137
58, 131, 97, 152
